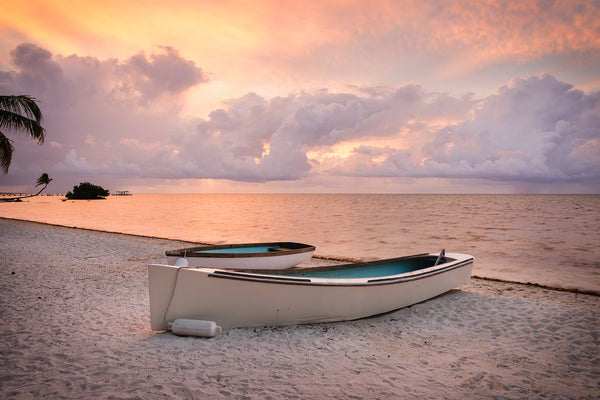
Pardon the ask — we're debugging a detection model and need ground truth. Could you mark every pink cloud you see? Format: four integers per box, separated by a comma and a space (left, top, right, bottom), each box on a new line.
1, 42, 598, 192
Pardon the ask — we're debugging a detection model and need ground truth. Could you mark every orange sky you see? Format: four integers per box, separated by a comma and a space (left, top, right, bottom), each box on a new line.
3, 0, 598, 99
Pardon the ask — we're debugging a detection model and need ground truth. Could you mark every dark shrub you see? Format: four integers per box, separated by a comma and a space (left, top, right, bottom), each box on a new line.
65, 182, 109, 200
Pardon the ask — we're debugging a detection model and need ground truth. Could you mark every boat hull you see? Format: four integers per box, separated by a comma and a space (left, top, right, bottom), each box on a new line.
165, 242, 315, 270
149, 252, 473, 330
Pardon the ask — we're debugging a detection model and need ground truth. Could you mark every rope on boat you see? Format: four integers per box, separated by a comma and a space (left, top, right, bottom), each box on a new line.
162, 255, 192, 328
160, 261, 223, 337
162, 265, 184, 329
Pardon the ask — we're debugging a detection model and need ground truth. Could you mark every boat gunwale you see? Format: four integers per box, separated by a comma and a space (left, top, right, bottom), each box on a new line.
203, 253, 474, 287
165, 242, 316, 259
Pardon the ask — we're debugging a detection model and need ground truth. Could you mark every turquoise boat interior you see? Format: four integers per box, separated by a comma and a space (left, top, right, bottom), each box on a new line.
195, 246, 279, 254
283, 257, 438, 279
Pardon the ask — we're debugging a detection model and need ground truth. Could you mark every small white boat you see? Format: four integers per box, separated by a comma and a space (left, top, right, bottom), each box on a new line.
148, 250, 473, 331
165, 242, 316, 270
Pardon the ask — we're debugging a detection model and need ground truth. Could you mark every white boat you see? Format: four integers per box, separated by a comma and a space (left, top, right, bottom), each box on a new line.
148, 250, 473, 331
165, 242, 316, 270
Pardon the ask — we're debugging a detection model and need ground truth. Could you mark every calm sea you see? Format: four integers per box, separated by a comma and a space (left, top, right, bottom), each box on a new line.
1, 194, 598, 293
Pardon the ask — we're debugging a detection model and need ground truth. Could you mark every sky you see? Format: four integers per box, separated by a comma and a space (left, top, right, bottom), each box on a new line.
0, 0, 599, 194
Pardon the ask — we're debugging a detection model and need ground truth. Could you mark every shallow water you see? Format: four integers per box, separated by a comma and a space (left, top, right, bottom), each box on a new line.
1, 193, 598, 292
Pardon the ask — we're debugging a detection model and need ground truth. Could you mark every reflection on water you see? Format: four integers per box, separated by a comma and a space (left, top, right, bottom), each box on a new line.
1, 194, 598, 292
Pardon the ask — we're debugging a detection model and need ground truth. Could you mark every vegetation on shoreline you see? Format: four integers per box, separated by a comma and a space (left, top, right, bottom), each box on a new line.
65, 182, 109, 200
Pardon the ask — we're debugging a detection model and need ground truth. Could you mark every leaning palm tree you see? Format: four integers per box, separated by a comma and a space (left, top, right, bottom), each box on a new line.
34, 172, 53, 195
0, 95, 46, 173
0, 172, 52, 202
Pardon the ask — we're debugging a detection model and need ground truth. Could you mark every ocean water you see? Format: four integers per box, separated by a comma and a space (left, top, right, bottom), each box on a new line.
1, 193, 598, 293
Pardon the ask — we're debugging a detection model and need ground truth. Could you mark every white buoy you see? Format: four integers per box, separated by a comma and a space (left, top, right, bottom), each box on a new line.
170, 319, 222, 337
174, 257, 189, 267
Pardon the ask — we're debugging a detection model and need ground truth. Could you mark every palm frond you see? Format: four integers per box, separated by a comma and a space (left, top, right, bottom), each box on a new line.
0, 112, 45, 142
0, 132, 15, 173
0, 95, 46, 173
0, 95, 43, 122
36, 173, 52, 187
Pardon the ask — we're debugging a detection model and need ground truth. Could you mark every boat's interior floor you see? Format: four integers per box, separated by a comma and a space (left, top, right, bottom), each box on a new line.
225, 254, 445, 276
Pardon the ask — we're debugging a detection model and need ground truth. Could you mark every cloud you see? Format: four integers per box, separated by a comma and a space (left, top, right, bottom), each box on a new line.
0, 44, 208, 181
11, 43, 62, 83
114, 46, 209, 105
1, 43, 63, 95
340, 74, 600, 183
186, 74, 597, 186
174, 87, 475, 181
2, 43, 208, 105
1, 42, 598, 191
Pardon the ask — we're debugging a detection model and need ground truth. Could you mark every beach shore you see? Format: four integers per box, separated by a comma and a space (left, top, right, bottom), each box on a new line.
1, 218, 598, 399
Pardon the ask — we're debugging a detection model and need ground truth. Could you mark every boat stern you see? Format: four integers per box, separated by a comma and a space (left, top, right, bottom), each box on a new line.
148, 264, 180, 331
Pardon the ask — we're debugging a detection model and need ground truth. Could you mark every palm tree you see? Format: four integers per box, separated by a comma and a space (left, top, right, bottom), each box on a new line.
0, 172, 52, 202
34, 172, 53, 195
0, 95, 46, 173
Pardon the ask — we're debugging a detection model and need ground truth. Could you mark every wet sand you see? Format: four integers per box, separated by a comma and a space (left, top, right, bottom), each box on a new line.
1, 218, 598, 399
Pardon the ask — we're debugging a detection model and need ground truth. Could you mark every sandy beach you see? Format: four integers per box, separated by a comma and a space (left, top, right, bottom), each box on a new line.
1, 218, 598, 399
